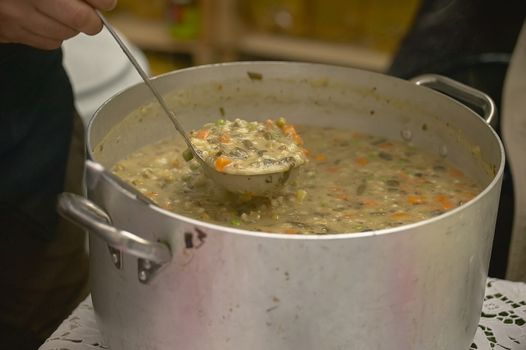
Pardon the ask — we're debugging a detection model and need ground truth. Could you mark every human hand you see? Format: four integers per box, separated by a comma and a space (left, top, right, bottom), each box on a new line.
0, 0, 117, 50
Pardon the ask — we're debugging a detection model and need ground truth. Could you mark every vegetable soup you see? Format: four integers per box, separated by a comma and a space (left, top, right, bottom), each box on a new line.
189, 118, 307, 175
112, 124, 481, 234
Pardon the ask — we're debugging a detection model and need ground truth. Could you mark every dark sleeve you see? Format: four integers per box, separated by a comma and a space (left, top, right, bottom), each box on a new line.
0, 44, 76, 241
388, 0, 526, 78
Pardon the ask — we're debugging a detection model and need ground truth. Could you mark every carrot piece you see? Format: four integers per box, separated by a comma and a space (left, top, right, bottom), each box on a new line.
195, 129, 210, 139
435, 194, 454, 210
407, 195, 425, 205
325, 166, 340, 173
336, 193, 350, 201
328, 186, 349, 200
361, 197, 378, 207
282, 124, 304, 145
378, 142, 393, 149
145, 191, 159, 199
397, 171, 410, 180
391, 212, 409, 220
219, 133, 231, 143
343, 212, 354, 219
283, 124, 296, 133
449, 168, 464, 178
355, 157, 369, 166
315, 154, 327, 162
214, 156, 232, 172
293, 134, 303, 145
283, 228, 300, 234
351, 132, 365, 139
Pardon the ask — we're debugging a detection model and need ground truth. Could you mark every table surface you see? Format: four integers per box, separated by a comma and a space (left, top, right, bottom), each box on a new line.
40, 278, 526, 350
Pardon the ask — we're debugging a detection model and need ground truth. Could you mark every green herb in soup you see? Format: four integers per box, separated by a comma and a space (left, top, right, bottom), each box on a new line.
112, 124, 481, 234
188, 118, 307, 175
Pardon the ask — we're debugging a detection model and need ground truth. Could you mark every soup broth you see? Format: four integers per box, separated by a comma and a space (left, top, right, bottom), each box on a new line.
112, 124, 481, 234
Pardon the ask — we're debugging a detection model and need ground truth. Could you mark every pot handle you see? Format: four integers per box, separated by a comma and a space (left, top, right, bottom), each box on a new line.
57, 192, 171, 265
411, 74, 496, 127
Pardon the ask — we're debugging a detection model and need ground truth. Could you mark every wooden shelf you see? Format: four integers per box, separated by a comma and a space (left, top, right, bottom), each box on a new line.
108, 9, 392, 72
237, 32, 392, 72
109, 13, 197, 54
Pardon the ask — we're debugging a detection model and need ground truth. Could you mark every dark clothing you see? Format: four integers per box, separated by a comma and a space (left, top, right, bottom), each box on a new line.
0, 44, 88, 348
389, 0, 526, 79
0, 44, 75, 241
388, 0, 526, 278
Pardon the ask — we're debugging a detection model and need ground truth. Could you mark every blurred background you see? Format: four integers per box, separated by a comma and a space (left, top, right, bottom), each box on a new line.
105, 0, 420, 75
64, 0, 424, 122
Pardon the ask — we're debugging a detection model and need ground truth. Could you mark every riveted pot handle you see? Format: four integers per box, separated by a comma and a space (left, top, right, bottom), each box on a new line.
411, 74, 496, 127
57, 193, 171, 265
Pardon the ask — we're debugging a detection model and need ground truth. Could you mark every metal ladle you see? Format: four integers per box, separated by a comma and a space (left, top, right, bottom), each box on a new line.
97, 12, 299, 195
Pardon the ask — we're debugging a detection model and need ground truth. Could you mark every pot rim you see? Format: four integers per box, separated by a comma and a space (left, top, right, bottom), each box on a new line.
89, 61, 506, 240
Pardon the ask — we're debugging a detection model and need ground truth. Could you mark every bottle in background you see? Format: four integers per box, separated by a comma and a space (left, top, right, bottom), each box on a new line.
168, 0, 201, 40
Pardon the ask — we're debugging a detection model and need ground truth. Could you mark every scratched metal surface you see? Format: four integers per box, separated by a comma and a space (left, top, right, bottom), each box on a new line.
40, 278, 526, 350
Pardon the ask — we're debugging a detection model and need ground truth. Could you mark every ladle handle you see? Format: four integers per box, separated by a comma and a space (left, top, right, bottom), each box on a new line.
96, 11, 191, 147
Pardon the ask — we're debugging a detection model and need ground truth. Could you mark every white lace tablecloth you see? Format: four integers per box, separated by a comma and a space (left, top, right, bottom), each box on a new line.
40, 278, 526, 350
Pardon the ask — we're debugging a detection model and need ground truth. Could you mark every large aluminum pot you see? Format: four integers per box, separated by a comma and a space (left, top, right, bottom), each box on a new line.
59, 62, 504, 350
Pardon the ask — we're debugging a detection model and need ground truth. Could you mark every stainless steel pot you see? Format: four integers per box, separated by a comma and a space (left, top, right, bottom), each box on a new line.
59, 62, 505, 350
